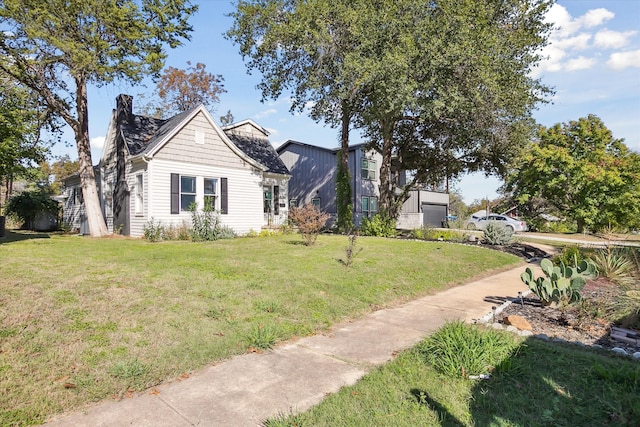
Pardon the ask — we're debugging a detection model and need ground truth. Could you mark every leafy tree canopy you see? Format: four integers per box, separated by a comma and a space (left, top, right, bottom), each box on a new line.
139, 61, 226, 118
0, 77, 58, 208
505, 115, 640, 233
36, 155, 80, 195
227, 0, 553, 219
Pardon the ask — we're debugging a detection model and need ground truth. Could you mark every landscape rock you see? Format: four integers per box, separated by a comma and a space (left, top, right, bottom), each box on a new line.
491, 323, 504, 330
503, 315, 532, 331
611, 347, 628, 355
520, 330, 533, 337
633, 352, 640, 359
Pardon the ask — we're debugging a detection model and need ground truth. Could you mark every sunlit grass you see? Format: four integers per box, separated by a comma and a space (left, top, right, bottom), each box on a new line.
0, 232, 519, 425
268, 324, 640, 426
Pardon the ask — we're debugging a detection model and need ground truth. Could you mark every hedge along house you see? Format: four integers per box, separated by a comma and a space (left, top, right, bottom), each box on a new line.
277, 141, 449, 229
62, 94, 290, 236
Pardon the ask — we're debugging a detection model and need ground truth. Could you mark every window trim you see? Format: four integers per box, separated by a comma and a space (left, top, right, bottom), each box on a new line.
134, 174, 143, 215
180, 175, 196, 212
361, 158, 376, 180
362, 195, 378, 218
204, 177, 218, 210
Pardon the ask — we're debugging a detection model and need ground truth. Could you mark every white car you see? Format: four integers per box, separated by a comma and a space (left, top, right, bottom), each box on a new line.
465, 214, 528, 232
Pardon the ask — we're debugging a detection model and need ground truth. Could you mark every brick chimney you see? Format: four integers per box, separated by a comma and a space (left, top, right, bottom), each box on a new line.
116, 94, 133, 125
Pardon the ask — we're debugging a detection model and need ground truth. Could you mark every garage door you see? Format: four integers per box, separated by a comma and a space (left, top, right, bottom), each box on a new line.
422, 203, 448, 227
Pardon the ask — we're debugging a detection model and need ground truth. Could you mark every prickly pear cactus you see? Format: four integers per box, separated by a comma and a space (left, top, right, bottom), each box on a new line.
520, 257, 598, 306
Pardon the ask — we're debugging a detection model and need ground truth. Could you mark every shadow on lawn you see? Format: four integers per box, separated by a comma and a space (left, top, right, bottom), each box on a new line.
0, 230, 51, 244
418, 337, 640, 426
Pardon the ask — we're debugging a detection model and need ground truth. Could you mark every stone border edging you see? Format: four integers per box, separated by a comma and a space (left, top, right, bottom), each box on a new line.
475, 292, 640, 361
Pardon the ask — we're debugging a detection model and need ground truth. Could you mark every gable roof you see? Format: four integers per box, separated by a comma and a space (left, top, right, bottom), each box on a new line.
107, 95, 267, 171
222, 119, 269, 136
122, 109, 193, 156
276, 139, 372, 155
225, 132, 290, 175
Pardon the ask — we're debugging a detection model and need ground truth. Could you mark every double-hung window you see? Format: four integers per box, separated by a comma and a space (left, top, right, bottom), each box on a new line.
180, 176, 196, 211
135, 174, 143, 214
361, 158, 376, 180
204, 178, 217, 210
362, 196, 378, 218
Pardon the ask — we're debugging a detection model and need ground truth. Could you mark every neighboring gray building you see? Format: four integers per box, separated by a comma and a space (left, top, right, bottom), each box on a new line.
277, 140, 449, 229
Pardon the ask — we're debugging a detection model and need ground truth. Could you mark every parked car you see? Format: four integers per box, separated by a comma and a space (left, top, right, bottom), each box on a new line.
464, 214, 528, 232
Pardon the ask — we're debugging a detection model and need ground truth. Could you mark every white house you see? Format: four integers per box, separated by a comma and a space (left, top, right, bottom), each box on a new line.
63, 95, 291, 236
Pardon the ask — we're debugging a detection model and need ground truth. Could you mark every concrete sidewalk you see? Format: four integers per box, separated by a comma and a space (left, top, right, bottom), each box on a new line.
44, 265, 529, 427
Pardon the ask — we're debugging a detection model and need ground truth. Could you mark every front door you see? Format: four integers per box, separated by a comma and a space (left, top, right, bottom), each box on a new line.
264, 186, 273, 224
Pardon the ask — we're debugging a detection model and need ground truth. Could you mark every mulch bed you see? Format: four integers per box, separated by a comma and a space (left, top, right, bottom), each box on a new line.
499, 277, 640, 355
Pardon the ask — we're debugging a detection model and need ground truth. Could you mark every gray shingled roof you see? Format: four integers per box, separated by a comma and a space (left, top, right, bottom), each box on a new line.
226, 133, 290, 175
121, 109, 194, 156
118, 106, 289, 175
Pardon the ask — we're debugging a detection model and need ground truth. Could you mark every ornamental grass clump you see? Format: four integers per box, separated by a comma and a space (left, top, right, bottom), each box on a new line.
417, 321, 518, 378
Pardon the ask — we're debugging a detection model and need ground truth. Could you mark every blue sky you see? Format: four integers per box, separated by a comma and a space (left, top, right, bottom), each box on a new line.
53, 0, 640, 204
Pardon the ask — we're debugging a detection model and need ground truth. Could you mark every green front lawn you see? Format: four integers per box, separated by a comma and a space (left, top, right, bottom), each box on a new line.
0, 232, 518, 426
267, 323, 640, 426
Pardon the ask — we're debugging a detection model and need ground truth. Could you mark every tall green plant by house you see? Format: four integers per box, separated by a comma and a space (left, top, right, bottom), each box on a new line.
189, 202, 236, 241
335, 149, 353, 234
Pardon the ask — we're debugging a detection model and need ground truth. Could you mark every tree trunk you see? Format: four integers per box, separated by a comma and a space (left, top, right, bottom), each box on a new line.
378, 116, 395, 218
335, 100, 352, 231
75, 78, 108, 237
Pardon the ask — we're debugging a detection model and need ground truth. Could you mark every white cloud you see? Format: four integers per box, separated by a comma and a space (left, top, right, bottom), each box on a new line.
536, 5, 621, 75
265, 127, 278, 136
565, 56, 596, 71
607, 50, 640, 70
581, 8, 615, 28
594, 29, 637, 49
90, 136, 105, 150
254, 108, 277, 119
553, 33, 591, 51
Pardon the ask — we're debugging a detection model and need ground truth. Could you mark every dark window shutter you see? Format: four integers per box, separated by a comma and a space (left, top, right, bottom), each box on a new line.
221, 178, 228, 214
273, 185, 279, 215
170, 173, 179, 214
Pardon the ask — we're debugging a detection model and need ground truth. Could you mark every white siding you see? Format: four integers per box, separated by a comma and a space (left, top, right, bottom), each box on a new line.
154, 112, 251, 169
128, 161, 148, 237
145, 158, 264, 237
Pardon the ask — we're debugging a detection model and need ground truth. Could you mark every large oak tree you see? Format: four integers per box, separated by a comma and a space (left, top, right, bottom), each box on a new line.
505, 115, 640, 233
227, 0, 552, 221
0, 0, 197, 236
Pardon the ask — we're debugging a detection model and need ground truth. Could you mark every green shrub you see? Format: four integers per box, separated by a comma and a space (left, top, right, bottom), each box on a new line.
189, 203, 236, 241
482, 222, 513, 245
4, 190, 59, 230
553, 245, 584, 266
547, 220, 577, 234
360, 213, 396, 237
411, 225, 469, 242
417, 321, 518, 378
143, 218, 165, 242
